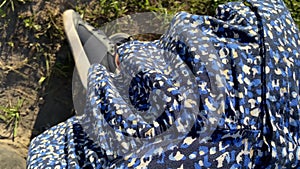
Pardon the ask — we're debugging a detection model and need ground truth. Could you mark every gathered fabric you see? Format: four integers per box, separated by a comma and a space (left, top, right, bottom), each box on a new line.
27, 0, 300, 168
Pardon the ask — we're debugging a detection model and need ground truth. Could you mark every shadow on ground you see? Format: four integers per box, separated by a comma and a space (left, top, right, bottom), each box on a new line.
30, 43, 75, 139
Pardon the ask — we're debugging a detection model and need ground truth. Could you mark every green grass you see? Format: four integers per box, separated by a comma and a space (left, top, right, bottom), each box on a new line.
0, 98, 23, 140
0, 0, 28, 12
74, 0, 300, 29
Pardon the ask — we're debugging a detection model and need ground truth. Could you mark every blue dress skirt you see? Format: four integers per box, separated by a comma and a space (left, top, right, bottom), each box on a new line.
27, 0, 300, 168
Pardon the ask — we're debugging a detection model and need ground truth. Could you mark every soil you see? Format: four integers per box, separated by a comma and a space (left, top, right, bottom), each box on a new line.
0, 0, 79, 166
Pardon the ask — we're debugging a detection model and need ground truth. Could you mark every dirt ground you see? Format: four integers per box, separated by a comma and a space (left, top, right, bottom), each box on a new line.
0, 0, 78, 163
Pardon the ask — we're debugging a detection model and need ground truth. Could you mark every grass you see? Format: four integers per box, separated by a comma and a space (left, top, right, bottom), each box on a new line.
0, 0, 28, 12
0, 98, 23, 140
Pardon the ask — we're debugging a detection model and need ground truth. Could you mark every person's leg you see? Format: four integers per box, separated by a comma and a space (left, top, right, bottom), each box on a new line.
63, 10, 132, 88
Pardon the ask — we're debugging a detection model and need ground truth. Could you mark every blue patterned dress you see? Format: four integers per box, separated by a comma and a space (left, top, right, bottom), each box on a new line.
27, 0, 300, 168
